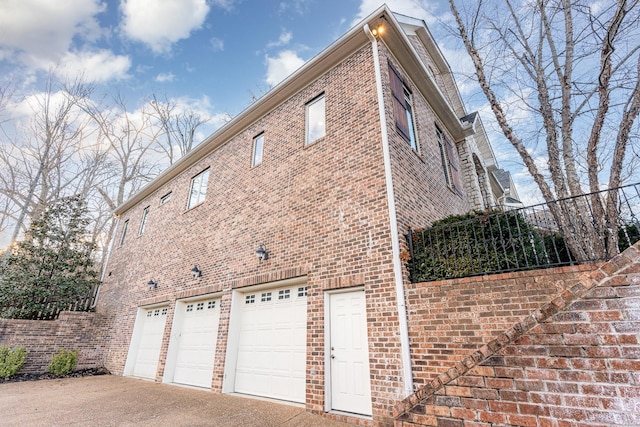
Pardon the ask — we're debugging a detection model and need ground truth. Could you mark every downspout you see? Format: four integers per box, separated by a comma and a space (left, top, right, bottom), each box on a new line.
365, 24, 414, 396
90, 215, 120, 309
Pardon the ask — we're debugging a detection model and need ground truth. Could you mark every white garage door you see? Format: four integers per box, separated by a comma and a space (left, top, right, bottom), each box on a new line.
172, 298, 221, 388
131, 306, 168, 379
235, 285, 307, 403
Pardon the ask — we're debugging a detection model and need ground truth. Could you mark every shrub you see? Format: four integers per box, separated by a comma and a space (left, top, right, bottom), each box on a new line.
0, 346, 28, 378
407, 209, 573, 282
47, 349, 78, 375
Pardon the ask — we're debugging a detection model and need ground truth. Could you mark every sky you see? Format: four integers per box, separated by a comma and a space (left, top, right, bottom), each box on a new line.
0, 0, 536, 207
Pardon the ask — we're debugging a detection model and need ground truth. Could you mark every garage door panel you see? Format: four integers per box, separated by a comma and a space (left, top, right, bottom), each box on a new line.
131, 307, 168, 380
172, 298, 220, 388
234, 284, 307, 403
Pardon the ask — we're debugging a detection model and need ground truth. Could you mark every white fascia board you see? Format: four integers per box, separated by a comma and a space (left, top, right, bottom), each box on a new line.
383, 13, 472, 141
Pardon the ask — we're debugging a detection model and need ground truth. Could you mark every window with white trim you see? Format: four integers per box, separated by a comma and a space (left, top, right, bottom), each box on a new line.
160, 192, 172, 205
436, 126, 463, 196
389, 63, 418, 151
305, 94, 325, 145
138, 206, 149, 236
252, 133, 264, 166
187, 168, 210, 209
119, 219, 129, 246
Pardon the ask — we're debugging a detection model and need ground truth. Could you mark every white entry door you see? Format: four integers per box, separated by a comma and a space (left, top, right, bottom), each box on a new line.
234, 285, 307, 403
172, 298, 221, 388
131, 306, 168, 379
329, 290, 372, 415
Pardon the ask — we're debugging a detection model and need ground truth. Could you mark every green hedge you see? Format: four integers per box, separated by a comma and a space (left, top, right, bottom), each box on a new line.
407, 210, 574, 282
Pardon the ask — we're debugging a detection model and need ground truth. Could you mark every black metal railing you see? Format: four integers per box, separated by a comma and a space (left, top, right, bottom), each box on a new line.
406, 183, 640, 283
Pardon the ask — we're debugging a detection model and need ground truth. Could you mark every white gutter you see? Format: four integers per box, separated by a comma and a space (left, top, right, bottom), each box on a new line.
365, 24, 414, 397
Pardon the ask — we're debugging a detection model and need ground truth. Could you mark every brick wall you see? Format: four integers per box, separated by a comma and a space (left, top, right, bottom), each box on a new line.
406, 35, 466, 118
0, 311, 110, 374
380, 42, 470, 238
394, 242, 640, 427
98, 28, 498, 427
405, 264, 596, 386
99, 43, 406, 425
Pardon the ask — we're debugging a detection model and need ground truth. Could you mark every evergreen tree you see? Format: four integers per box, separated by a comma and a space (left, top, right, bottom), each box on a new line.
0, 195, 100, 319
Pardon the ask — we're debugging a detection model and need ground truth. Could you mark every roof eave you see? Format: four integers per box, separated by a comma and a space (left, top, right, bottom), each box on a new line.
383, 14, 469, 141
113, 8, 387, 216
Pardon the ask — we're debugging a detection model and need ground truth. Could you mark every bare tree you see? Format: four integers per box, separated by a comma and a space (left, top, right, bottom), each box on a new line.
0, 74, 94, 262
448, 0, 640, 259
81, 94, 162, 270
148, 93, 208, 165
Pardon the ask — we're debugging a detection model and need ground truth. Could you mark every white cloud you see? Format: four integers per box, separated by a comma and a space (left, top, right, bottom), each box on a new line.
265, 50, 305, 86
155, 72, 176, 83
0, 0, 132, 83
267, 31, 293, 48
120, 0, 210, 53
353, 0, 439, 25
209, 37, 224, 52
0, 0, 104, 61
54, 50, 131, 82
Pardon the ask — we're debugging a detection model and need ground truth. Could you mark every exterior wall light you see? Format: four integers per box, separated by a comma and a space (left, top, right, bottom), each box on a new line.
371, 24, 384, 36
256, 244, 269, 261
191, 265, 202, 278
147, 279, 158, 289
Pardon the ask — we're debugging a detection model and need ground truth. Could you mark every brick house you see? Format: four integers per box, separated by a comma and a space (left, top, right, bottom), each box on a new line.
97, 6, 508, 425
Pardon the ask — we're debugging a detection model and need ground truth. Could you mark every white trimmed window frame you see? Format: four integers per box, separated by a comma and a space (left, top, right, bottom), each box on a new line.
305, 94, 326, 145
252, 133, 264, 166
138, 206, 150, 236
187, 168, 210, 209
119, 219, 129, 246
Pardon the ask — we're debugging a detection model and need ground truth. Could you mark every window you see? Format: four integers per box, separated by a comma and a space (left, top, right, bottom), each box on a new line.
252, 133, 264, 166
187, 168, 210, 209
138, 206, 149, 236
278, 289, 290, 300
389, 63, 418, 151
160, 192, 172, 205
305, 94, 325, 145
119, 219, 129, 246
436, 126, 463, 196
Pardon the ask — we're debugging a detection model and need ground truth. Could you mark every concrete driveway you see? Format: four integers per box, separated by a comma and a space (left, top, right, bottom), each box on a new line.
0, 375, 352, 426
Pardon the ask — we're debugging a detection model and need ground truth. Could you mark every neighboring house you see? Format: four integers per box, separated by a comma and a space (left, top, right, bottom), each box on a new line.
98, 6, 509, 425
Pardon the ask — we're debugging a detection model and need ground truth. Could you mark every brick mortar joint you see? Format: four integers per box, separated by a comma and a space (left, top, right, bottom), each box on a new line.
392, 242, 640, 420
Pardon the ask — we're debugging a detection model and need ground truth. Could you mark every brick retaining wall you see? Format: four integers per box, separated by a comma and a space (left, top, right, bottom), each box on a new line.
394, 242, 640, 426
0, 311, 110, 374
405, 264, 597, 387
